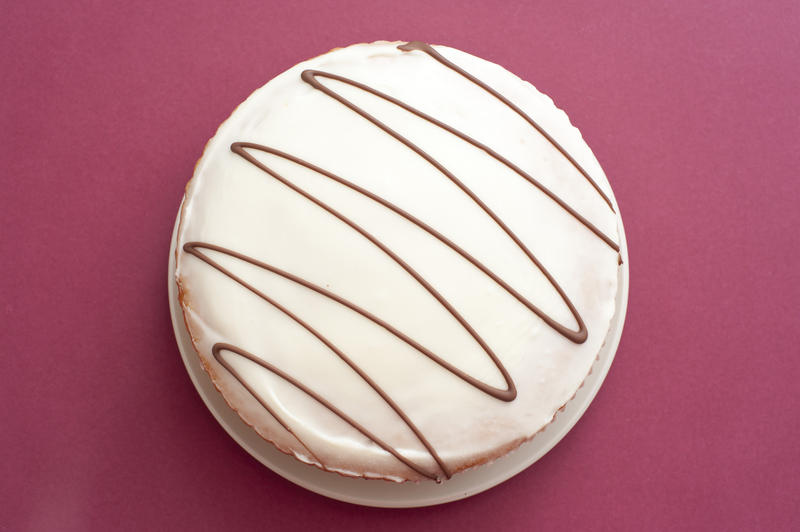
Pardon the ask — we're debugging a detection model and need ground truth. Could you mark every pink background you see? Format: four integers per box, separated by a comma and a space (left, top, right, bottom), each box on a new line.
2, 1, 798, 530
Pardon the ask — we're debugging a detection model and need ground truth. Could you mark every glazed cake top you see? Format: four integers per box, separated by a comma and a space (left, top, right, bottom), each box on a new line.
175, 41, 620, 482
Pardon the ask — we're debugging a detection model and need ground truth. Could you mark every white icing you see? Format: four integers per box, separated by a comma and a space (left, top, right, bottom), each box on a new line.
175, 42, 619, 481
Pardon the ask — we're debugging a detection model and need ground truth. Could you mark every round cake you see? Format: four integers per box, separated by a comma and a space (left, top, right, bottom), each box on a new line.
174, 41, 622, 483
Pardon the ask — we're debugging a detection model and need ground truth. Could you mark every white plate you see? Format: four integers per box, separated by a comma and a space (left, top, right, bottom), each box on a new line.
168, 204, 628, 508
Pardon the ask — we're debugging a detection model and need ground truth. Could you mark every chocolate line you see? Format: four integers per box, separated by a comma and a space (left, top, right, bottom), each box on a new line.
210, 342, 322, 465
186, 243, 447, 480
183, 42, 619, 480
186, 241, 515, 400
398, 40, 616, 212
232, 142, 584, 344
212, 343, 441, 481
300, 69, 618, 253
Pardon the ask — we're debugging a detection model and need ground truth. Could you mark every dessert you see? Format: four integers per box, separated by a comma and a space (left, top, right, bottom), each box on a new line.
174, 41, 621, 482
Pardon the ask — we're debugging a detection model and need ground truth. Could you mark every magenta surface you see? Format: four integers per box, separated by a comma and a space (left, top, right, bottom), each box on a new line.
2, 1, 798, 530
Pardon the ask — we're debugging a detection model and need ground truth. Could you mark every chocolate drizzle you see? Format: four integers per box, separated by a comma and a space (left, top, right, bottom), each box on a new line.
398, 41, 616, 212
181, 42, 619, 481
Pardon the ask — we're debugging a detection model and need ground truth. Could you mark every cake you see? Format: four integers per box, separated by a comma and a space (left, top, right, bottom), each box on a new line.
174, 41, 622, 482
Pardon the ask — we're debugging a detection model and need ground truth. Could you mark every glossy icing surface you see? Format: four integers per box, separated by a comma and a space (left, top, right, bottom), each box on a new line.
175, 41, 620, 482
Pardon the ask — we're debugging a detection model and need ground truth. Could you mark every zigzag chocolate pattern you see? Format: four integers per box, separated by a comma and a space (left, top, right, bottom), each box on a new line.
183, 42, 619, 481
